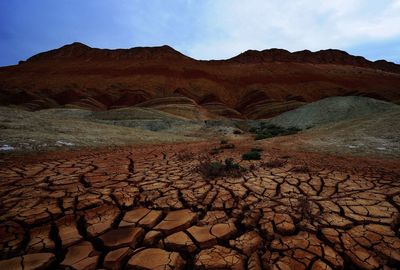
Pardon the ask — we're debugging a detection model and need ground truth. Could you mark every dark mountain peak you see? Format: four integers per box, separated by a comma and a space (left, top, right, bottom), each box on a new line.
27, 42, 92, 61
231, 48, 353, 63
27, 43, 191, 62
318, 48, 349, 54
229, 48, 400, 73
22, 43, 400, 73
64, 42, 91, 49
124, 44, 190, 60
232, 48, 291, 62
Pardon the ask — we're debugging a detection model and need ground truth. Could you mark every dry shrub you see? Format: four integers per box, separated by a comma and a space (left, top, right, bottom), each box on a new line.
176, 151, 194, 161
195, 155, 244, 179
220, 143, 235, 149
391, 213, 400, 236
242, 150, 261, 160
292, 165, 310, 173
295, 196, 321, 231
209, 148, 220, 155
262, 158, 286, 168
297, 196, 313, 221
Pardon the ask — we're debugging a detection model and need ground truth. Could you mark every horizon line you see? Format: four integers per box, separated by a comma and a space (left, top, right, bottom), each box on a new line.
2, 41, 399, 68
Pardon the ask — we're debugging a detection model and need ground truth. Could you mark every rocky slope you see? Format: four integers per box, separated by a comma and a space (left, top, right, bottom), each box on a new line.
267, 96, 400, 129
1, 42, 400, 119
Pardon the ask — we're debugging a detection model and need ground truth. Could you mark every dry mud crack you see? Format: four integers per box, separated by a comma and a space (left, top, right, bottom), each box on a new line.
0, 142, 399, 270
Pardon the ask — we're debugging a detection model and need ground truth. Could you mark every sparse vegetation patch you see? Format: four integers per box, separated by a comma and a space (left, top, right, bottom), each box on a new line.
292, 165, 310, 173
262, 158, 286, 168
220, 143, 235, 149
250, 123, 301, 140
209, 148, 220, 155
296, 195, 320, 227
209, 140, 235, 154
242, 150, 261, 160
219, 139, 235, 149
176, 151, 194, 161
196, 156, 244, 178
391, 213, 400, 237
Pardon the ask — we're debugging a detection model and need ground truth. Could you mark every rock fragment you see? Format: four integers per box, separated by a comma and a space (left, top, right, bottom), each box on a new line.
194, 245, 245, 270
164, 231, 197, 253
127, 248, 185, 270
120, 207, 162, 229
103, 247, 131, 270
60, 241, 99, 270
99, 226, 144, 249
153, 209, 197, 235
0, 253, 56, 270
230, 231, 263, 256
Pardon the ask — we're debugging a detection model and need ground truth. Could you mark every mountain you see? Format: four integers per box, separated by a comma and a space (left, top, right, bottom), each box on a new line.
0, 42, 400, 119
230, 48, 400, 73
26, 42, 191, 62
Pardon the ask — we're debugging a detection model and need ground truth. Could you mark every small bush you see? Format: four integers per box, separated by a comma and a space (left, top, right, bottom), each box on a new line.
296, 195, 320, 226
176, 151, 194, 161
251, 147, 263, 152
207, 161, 225, 177
242, 150, 261, 160
217, 140, 235, 150
196, 156, 244, 178
196, 156, 222, 178
224, 158, 240, 170
391, 213, 400, 236
220, 143, 235, 149
209, 148, 220, 155
262, 158, 286, 168
285, 127, 302, 135
233, 130, 242, 134
255, 133, 272, 140
251, 124, 301, 140
292, 165, 309, 173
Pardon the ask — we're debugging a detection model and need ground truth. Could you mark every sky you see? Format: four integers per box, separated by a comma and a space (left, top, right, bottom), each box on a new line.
0, 0, 400, 66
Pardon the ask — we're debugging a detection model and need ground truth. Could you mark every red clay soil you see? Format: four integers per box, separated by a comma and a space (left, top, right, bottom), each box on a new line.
1, 140, 399, 269
1, 140, 399, 173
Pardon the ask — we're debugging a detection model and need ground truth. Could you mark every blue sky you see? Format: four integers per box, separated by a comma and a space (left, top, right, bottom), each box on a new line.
1, 0, 399, 66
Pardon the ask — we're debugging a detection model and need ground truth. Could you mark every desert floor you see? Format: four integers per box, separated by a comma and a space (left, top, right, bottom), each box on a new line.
0, 140, 399, 270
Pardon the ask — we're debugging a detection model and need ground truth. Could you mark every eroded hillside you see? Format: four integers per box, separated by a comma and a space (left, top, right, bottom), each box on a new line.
1, 43, 400, 119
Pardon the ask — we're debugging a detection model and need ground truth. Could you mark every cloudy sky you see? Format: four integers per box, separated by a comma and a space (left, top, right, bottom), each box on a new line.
1, 0, 399, 66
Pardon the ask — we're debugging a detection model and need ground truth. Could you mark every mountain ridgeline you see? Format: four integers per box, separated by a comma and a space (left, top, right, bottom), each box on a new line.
0, 42, 400, 119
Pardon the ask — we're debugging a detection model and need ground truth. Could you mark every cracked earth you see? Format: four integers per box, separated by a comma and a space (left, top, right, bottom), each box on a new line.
0, 141, 400, 270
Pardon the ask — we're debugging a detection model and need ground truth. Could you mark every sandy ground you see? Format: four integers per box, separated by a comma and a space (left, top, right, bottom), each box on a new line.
0, 106, 243, 155
263, 108, 400, 159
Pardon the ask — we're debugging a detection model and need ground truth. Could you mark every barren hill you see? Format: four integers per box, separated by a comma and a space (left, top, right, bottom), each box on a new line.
268, 96, 400, 129
1, 42, 400, 119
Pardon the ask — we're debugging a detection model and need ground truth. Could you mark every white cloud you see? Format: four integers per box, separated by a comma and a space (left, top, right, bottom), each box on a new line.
188, 0, 400, 59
